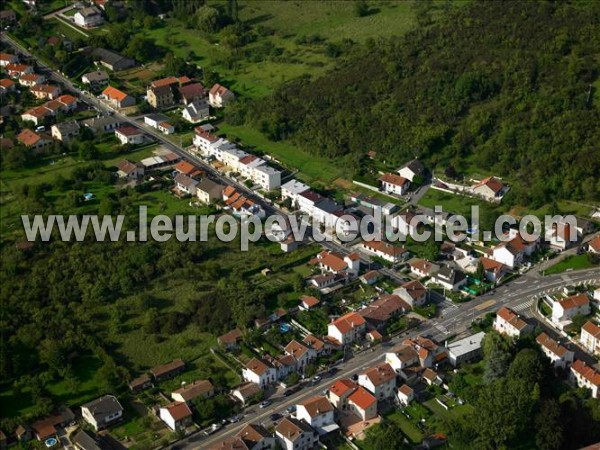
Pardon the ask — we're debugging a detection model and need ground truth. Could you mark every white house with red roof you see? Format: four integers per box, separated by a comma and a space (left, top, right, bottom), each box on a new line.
545, 221, 579, 251
360, 240, 409, 264
242, 358, 277, 389
536, 333, 574, 369
208, 83, 235, 108
397, 384, 414, 406
580, 321, 600, 357
570, 360, 600, 399
0, 52, 18, 67
284, 340, 316, 370
327, 379, 357, 409
491, 232, 537, 268
493, 306, 533, 338
115, 126, 144, 145
299, 296, 320, 311
379, 173, 410, 195
551, 294, 590, 328
385, 345, 419, 371
347, 386, 378, 421
358, 363, 397, 400
409, 259, 439, 278
394, 280, 428, 307
587, 235, 600, 254
479, 256, 509, 283
159, 402, 192, 431
472, 176, 507, 201
295, 396, 337, 435
327, 312, 366, 346
310, 250, 360, 276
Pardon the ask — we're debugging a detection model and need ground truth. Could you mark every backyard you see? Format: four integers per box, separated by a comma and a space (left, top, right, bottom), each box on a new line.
544, 254, 598, 275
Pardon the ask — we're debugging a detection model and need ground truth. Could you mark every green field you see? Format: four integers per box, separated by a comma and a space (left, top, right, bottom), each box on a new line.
418, 188, 500, 218
544, 254, 598, 275
386, 411, 424, 444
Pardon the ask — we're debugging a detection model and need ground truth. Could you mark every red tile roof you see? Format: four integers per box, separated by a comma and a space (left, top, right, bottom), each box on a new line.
362, 240, 408, 258
474, 176, 505, 193
536, 333, 570, 357
362, 363, 395, 386
329, 379, 357, 397
0, 78, 15, 88
299, 396, 333, 418
163, 402, 192, 421
558, 294, 589, 310
571, 360, 600, 387
588, 236, 600, 252
102, 85, 129, 102
116, 126, 142, 137
582, 321, 600, 339
496, 307, 529, 331
244, 358, 272, 376
210, 83, 231, 97
348, 386, 377, 410
17, 129, 42, 146
301, 296, 320, 308
379, 173, 409, 187
331, 312, 366, 334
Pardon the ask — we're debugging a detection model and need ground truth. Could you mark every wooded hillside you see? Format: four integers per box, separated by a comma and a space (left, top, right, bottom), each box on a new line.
243, 1, 600, 206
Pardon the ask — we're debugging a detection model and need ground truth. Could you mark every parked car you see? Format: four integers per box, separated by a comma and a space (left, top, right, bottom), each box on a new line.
312, 375, 322, 384
269, 413, 282, 422
228, 414, 243, 423
203, 423, 222, 436
286, 405, 296, 414
259, 400, 271, 409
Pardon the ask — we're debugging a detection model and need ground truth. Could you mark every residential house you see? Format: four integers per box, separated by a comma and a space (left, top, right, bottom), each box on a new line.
402, 336, 447, 368
175, 160, 202, 178
447, 332, 485, 367
347, 386, 378, 421
385, 345, 419, 371
295, 396, 337, 435
174, 173, 199, 196
92, 48, 135, 71
472, 176, 507, 200
536, 333, 574, 369
587, 236, 600, 254
115, 126, 144, 145
218, 328, 243, 350
580, 321, 600, 357
551, 294, 590, 327
397, 159, 425, 182
409, 259, 439, 278
310, 250, 360, 277
17, 129, 53, 151
397, 384, 414, 406
18, 73, 46, 87
147, 84, 174, 109
178, 82, 205, 105
430, 266, 467, 291
101, 86, 135, 108
280, 179, 310, 207
493, 306, 533, 338
81, 70, 109, 88
0, 78, 16, 95
30, 84, 61, 100
570, 360, 600, 399
208, 83, 235, 108
284, 340, 316, 371
81, 395, 124, 431
196, 178, 224, 204
327, 312, 366, 346
327, 379, 358, 410
275, 417, 318, 450
360, 270, 380, 285
182, 99, 210, 123
303, 335, 327, 355
243, 358, 277, 389
0, 9, 16, 24
30, 408, 75, 441
360, 240, 409, 264
299, 296, 320, 311
150, 359, 185, 381
359, 294, 411, 330
479, 257, 508, 283
545, 221, 579, 251
50, 120, 79, 142
358, 363, 397, 400
82, 116, 122, 134
171, 379, 214, 403
159, 402, 193, 431
0, 53, 18, 67
379, 173, 410, 196
71, 430, 115, 450
422, 368, 442, 386
5, 63, 33, 77
144, 113, 174, 134
212, 424, 275, 450
21, 106, 51, 125
128, 374, 152, 392
491, 233, 537, 268
308, 273, 339, 291
116, 159, 145, 181
74, 7, 104, 28
394, 280, 428, 307
351, 192, 398, 215
231, 382, 261, 406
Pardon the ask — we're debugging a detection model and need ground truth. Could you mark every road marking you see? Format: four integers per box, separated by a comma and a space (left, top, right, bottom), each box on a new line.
475, 299, 496, 310
512, 299, 534, 312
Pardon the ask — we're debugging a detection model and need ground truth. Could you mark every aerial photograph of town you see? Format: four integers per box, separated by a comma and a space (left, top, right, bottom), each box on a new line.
0, 0, 599, 449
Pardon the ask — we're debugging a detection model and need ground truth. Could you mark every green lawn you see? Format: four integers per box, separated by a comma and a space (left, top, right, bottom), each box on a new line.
386, 411, 424, 444
544, 254, 598, 275
418, 188, 499, 218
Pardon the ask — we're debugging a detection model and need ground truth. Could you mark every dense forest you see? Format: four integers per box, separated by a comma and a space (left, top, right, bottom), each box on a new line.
238, 1, 600, 207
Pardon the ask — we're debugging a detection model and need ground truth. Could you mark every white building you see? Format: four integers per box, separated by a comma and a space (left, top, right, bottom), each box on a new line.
379, 173, 410, 195
284, 340, 316, 371
493, 307, 533, 338
393, 280, 427, 307
570, 360, 600, 399
208, 83, 235, 108
385, 345, 419, 372
430, 266, 467, 291
182, 99, 210, 123
295, 396, 337, 435
81, 395, 123, 431
551, 294, 590, 327
242, 358, 277, 389
159, 402, 192, 431
536, 333, 574, 369
281, 179, 310, 206
446, 331, 485, 367
360, 240, 409, 264
115, 126, 144, 145
347, 386, 378, 421
580, 321, 600, 356
397, 159, 425, 182
358, 363, 397, 401
491, 233, 537, 268
275, 417, 318, 450
74, 7, 104, 28
327, 312, 366, 346
397, 384, 414, 406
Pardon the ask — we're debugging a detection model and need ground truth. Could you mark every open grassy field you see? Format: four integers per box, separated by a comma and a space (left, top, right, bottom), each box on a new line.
418, 187, 500, 218
544, 254, 598, 275
386, 411, 424, 444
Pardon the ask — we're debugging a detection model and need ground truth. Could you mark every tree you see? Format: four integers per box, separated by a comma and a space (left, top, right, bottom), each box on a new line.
482, 331, 511, 383
535, 399, 563, 450
475, 261, 485, 282
354, 0, 370, 17
364, 422, 408, 450
507, 348, 547, 387
195, 6, 221, 33
125, 36, 157, 62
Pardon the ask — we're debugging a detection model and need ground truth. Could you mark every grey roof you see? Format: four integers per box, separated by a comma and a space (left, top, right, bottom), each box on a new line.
145, 113, 170, 122
198, 123, 215, 132
72, 430, 102, 450
447, 332, 485, 358
81, 395, 123, 423
53, 120, 79, 134
314, 198, 341, 214
403, 159, 425, 174
83, 70, 109, 82
197, 178, 224, 197
435, 266, 466, 284
92, 48, 134, 67
82, 116, 121, 131
78, 6, 101, 17
174, 173, 199, 189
